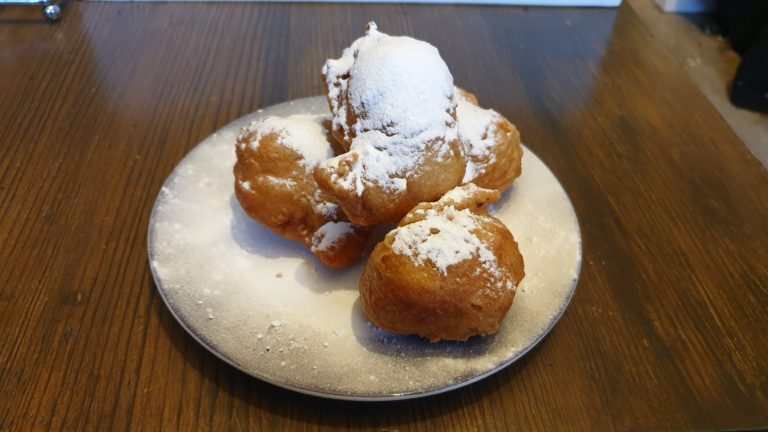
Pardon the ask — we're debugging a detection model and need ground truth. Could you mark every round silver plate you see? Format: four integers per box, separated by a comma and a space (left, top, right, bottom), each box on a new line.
148, 96, 582, 401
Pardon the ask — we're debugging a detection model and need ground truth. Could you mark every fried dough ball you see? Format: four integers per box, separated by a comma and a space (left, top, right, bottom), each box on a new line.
233, 114, 370, 268
359, 183, 525, 342
455, 87, 523, 192
315, 22, 466, 226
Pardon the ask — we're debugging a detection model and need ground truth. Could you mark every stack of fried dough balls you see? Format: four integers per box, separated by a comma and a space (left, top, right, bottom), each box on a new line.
234, 23, 525, 342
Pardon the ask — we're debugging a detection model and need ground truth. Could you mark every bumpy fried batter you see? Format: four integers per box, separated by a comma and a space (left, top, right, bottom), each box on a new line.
233, 114, 370, 268
455, 87, 523, 192
359, 183, 525, 342
315, 23, 466, 226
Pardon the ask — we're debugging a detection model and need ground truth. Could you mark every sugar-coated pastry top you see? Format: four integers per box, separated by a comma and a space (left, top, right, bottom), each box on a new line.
323, 22, 456, 146
390, 184, 512, 290
319, 22, 460, 196
238, 114, 335, 168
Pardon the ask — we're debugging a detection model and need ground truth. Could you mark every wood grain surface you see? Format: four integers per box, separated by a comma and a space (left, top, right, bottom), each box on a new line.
1, 2, 767, 430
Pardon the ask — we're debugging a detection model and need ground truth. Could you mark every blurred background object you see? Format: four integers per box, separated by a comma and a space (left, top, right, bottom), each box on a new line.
0, 0, 62, 21
86, 0, 625, 5
630, 0, 768, 167
715, 0, 768, 114
654, 0, 713, 13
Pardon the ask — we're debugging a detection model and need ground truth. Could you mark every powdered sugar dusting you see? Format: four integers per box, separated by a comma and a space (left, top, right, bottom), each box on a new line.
347, 33, 454, 138
240, 114, 333, 167
312, 192, 341, 218
391, 205, 498, 275
265, 177, 296, 188
320, 23, 458, 195
324, 132, 428, 194
311, 221, 355, 252
239, 113, 344, 223
323, 22, 386, 143
441, 182, 482, 203
456, 90, 501, 184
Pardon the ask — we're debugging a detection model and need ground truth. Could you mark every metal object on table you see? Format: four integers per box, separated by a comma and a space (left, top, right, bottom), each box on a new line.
1, 0, 62, 22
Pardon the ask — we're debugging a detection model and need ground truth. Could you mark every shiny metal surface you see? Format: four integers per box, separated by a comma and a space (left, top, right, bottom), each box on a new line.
0, 0, 61, 22
43, 3, 61, 21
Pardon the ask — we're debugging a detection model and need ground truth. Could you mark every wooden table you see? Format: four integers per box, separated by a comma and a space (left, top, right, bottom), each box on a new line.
2, 2, 767, 430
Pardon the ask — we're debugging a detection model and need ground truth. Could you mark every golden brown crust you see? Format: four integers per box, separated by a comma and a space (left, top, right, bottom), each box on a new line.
359, 184, 525, 342
321, 118, 347, 156
471, 118, 522, 191
233, 125, 370, 268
